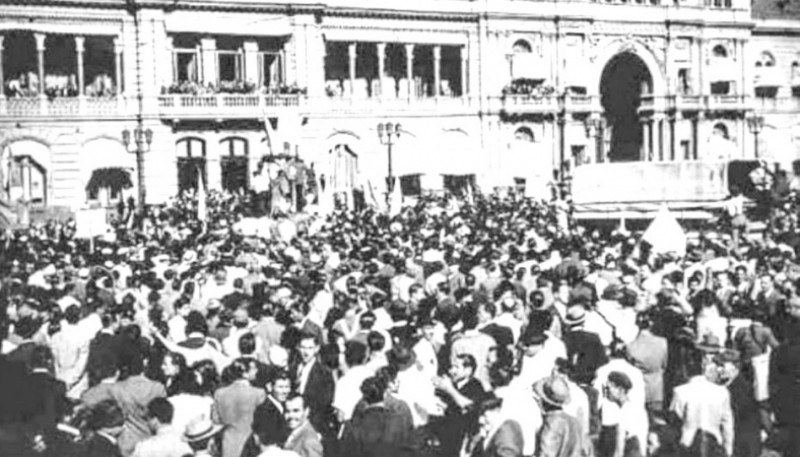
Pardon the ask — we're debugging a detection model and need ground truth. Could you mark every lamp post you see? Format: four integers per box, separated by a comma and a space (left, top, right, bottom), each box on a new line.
122, 126, 153, 218
377, 121, 401, 211
747, 114, 765, 160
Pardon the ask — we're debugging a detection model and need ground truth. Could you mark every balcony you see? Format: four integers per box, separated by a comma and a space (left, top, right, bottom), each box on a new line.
157, 94, 304, 120
564, 94, 598, 113
314, 96, 477, 116
673, 94, 704, 112
0, 96, 133, 119
705, 94, 748, 112
497, 94, 559, 114
754, 96, 800, 114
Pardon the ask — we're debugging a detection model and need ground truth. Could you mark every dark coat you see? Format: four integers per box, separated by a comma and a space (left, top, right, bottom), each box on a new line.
341, 403, 416, 457
295, 360, 335, 436
80, 433, 122, 457
563, 330, 608, 384
25, 371, 67, 443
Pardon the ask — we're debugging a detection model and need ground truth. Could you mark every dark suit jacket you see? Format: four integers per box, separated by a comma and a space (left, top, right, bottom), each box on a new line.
341, 404, 415, 457
563, 330, 609, 384
474, 420, 524, 457
252, 396, 289, 444
79, 433, 122, 457
296, 360, 335, 436
25, 371, 67, 442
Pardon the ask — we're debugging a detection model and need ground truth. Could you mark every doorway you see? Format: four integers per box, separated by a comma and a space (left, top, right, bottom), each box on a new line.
600, 52, 653, 162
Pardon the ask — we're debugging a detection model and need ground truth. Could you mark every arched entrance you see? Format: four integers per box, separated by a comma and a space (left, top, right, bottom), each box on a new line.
600, 52, 653, 162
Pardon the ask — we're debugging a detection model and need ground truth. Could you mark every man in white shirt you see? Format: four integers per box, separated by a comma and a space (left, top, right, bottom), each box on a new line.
333, 342, 373, 422
669, 354, 734, 457
50, 305, 91, 399
132, 398, 192, 457
390, 346, 443, 428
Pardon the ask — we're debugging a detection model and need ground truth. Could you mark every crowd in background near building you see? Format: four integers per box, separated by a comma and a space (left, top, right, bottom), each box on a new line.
3, 184, 800, 457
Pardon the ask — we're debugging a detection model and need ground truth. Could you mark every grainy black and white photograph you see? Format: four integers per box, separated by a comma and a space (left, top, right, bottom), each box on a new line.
0, 0, 799, 456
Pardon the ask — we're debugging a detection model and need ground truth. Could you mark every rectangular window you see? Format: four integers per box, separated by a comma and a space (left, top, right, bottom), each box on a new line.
710, 81, 731, 95
678, 69, 691, 94
259, 52, 283, 89
681, 140, 691, 161
218, 52, 243, 83
174, 51, 198, 82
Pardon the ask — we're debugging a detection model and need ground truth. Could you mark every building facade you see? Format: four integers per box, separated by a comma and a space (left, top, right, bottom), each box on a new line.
0, 0, 798, 217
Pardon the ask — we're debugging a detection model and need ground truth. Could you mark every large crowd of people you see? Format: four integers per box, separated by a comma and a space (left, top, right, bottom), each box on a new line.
1, 186, 799, 457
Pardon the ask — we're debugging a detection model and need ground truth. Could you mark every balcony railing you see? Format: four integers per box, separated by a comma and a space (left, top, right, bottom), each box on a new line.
564, 94, 597, 112
497, 94, 559, 114
158, 94, 303, 119
754, 96, 800, 113
315, 96, 476, 115
674, 94, 704, 111
706, 94, 748, 112
0, 96, 133, 118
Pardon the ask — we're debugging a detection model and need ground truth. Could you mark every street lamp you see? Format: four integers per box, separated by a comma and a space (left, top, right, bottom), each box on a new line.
747, 114, 765, 159
122, 126, 153, 218
377, 121, 401, 210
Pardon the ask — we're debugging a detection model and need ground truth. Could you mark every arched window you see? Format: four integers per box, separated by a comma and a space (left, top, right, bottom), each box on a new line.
219, 137, 249, 192
712, 45, 728, 59
512, 39, 532, 54
712, 122, 729, 139
176, 137, 207, 193
515, 127, 536, 142
761, 52, 776, 67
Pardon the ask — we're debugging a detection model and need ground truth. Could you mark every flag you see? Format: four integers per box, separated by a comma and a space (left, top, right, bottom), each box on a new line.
389, 181, 402, 217
366, 180, 384, 212
642, 204, 686, 257
465, 181, 475, 207
197, 166, 207, 223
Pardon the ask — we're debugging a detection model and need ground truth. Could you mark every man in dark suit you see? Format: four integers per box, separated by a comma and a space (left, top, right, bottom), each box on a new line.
26, 345, 68, 452
242, 369, 292, 457
293, 331, 335, 438
470, 397, 523, 457
562, 305, 608, 385
436, 354, 489, 457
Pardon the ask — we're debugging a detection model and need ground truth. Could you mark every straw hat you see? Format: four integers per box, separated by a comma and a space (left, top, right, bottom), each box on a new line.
184, 417, 223, 443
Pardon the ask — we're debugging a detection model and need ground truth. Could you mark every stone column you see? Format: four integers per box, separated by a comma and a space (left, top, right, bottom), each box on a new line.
34, 33, 46, 97
114, 38, 123, 95
21, 156, 30, 203
243, 41, 259, 87
75, 36, 85, 96
405, 44, 414, 98
348, 42, 356, 97
377, 42, 386, 97
460, 46, 468, 96
433, 45, 441, 97
664, 114, 674, 161
200, 37, 217, 86
642, 120, 651, 161
0, 36, 5, 99
696, 38, 705, 95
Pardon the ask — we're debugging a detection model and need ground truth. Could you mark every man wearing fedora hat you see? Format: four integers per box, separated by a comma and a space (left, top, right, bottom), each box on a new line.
533, 375, 584, 457
562, 303, 608, 385
184, 417, 224, 457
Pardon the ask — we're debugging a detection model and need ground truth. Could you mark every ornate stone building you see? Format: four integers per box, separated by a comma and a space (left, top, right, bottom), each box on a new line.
0, 0, 797, 217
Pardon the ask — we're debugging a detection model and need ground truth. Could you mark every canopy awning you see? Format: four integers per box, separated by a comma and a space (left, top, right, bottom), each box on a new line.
86, 167, 133, 194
